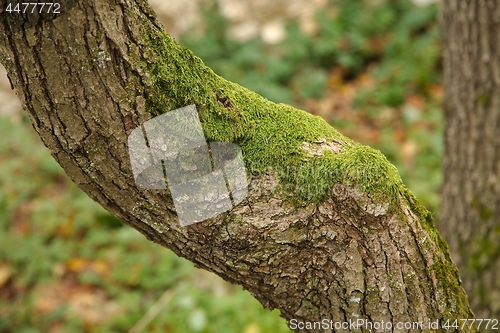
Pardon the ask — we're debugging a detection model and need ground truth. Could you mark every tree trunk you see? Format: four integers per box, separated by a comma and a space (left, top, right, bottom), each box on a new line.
1, 0, 474, 331
441, 0, 500, 323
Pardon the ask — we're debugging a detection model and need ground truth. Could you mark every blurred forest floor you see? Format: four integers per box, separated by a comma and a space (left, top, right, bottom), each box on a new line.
0, 0, 441, 332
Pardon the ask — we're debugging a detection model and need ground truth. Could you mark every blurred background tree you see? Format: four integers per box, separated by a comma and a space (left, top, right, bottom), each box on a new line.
440, 0, 500, 325
0, 0, 481, 332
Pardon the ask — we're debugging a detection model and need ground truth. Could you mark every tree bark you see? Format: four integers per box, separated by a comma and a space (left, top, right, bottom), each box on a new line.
441, 0, 500, 323
1, 0, 474, 331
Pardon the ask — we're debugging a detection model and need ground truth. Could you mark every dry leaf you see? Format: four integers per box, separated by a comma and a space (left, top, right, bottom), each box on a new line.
0, 263, 11, 287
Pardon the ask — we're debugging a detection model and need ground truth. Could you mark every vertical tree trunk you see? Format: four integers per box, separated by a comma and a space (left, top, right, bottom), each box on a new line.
441, 0, 500, 321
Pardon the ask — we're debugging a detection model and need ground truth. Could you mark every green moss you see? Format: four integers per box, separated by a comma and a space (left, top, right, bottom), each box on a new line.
401, 187, 440, 240
475, 93, 490, 107
133, 26, 410, 208
337, 144, 402, 202
311, 276, 321, 289
471, 195, 494, 220
427, 261, 474, 321
95, 28, 106, 45
397, 184, 475, 323
365, 285, 381, 303
400, 188, 473, 322
300, 298, 320, 315
275, 222, 308, 243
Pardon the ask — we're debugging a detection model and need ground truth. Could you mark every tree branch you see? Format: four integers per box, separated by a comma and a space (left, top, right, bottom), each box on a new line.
0, 0, 474, 331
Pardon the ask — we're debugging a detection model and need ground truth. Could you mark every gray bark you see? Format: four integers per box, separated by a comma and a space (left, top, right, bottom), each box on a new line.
1, 0, 475, 331
441, 0, 500, 324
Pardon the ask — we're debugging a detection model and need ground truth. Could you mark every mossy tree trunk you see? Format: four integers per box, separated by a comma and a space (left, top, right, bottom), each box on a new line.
1, 0, 474, 331
441, 0, 500, 324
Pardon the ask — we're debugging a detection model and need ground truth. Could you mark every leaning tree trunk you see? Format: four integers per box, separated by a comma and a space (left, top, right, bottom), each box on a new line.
441, 0, 500, 323
1, 0, 474, 331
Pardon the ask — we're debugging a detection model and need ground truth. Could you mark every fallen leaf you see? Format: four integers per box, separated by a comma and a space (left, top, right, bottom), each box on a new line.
0, 263, 11, 288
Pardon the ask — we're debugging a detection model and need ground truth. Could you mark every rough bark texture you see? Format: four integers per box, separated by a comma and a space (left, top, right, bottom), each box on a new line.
441, 0, 500, 323
1, 0, 475, 331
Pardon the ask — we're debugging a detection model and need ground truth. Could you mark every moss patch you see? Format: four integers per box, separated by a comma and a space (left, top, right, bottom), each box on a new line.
400, 187, 452, 258
427, 261, 475, 323
134, 26, 408, 207
399, 187, 474, 322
